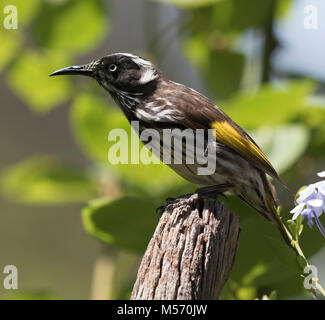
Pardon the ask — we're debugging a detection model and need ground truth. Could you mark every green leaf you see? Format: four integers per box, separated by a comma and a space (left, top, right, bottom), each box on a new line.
296, 215, 304, 236
70, 92, 186, 193
33, 0, 108, 55
6, 50, 72, 112
184, 45, 245, 99
208, 51, 245, 99
82, 197, 158, 253
267, 237, 301, 273
0, 30, 21, 72
0, 0, 40, 71
0, 156, 96, 205
3, 290, 56, 300
223, 81, 317, 129
269, 290, 277, 300
287, 220, 297, 240
287, 217, 304, 241
250, 125, 310, 174
236, 286, 257, 300
299, 105, 325, 128
230, 0, 274, 30
150, 0, 224, 9
182, 35, 210, 69
276, 0, 293, 18
70, 93, 118, 163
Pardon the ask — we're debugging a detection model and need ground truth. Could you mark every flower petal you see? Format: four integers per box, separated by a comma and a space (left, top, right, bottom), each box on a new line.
307, 217, 314, 227
312, 211, 325, 239
297, 185, 316, 203
316, 182, 325, 196
317, 171, 325, 178
307, 198, 323, 208
290, 203, 305, 220
301, 208, 314, 227
307, 199, 324, 217
301, 208, 317, 228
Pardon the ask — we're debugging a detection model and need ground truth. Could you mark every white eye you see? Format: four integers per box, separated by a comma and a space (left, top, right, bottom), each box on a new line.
109, 64, 117, 72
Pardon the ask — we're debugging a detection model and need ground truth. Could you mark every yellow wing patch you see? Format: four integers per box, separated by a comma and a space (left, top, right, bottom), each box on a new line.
211, 121, 276, 177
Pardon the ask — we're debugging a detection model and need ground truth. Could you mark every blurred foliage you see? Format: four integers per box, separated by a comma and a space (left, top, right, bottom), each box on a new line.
2, 0, 42, 26
82, 197, 158, 253
251, 125, 310, 174
1, 0, 325, 300
222, 80, 317, 128
7, 50, 72, 113
3, 290, 57, 300
182, 0, 275, 99
0, 30, 21, 72
276, 0, 293, 18
0, 157, 96, 204
0, 0, 40, 71
1, 0, 109, 113
33, 0, 108, 55
151, 0, 224, 8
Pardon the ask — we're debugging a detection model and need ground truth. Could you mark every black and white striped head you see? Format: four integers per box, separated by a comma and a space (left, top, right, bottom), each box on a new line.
50, 53, 160, 96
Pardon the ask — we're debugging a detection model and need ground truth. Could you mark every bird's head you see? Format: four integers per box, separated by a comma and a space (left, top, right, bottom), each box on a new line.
50, 53, 160, 95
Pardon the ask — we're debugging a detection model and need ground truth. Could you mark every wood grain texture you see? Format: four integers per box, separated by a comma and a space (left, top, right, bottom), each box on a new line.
131, 197, 240, 300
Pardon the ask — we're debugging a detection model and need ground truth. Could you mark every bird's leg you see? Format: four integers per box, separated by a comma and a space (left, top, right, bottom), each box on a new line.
194, 183, 233, 200
156, 193, 196, 217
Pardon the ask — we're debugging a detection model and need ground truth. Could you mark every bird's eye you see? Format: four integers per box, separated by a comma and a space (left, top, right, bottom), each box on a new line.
109, 64, 117, 72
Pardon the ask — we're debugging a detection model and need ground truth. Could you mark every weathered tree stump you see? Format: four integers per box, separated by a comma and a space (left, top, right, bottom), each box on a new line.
131, 197, 241, 300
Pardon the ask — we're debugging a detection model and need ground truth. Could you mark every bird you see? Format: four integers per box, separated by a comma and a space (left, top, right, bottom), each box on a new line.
50, 52, 293, 245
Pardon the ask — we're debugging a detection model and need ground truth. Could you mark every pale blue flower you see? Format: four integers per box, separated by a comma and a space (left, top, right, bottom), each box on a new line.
290, 171, 325, 238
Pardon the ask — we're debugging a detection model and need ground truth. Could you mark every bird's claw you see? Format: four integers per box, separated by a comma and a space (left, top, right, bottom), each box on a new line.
156, 184, 232, 218
156, 193, 198, 218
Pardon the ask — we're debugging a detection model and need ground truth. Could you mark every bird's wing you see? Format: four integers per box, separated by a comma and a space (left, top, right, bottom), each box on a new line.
210, 113, 278, 179
170, 90, 280, 181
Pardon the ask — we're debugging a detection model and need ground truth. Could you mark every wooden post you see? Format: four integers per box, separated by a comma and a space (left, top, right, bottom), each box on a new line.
131, 197, 240, 300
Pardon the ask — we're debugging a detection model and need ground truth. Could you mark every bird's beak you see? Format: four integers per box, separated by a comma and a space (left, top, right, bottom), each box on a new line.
50, 64, 94, 77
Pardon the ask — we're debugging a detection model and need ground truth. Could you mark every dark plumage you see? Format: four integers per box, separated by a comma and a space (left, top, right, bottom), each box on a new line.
50, 53, 292, 244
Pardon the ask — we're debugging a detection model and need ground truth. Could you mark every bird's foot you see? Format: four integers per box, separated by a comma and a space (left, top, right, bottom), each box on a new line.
156, 184, 233, 218
156, 193, 198, 218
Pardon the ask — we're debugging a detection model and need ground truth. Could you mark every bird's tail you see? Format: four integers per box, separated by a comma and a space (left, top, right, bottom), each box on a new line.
261, 174, 293, 246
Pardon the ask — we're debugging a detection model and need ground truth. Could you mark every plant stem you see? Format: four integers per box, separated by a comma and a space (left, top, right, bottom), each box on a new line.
288, 231, 325, 299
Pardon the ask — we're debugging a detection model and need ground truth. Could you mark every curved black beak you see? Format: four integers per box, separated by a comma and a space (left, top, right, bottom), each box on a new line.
50, 64, 94, 77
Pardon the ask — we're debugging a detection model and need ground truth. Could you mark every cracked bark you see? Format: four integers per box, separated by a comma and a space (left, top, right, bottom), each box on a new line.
131, 197, 240, 300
